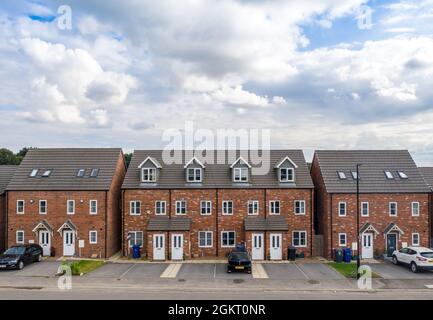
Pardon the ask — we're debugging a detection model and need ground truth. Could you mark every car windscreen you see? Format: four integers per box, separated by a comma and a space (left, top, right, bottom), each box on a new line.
3, 247, 25, 255
230, 253, 249, 260
420, 252, 433, 258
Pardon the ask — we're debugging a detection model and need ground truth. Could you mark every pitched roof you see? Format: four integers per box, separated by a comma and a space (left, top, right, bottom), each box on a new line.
122, 150, 314, 189
147, 217, 192, 231
7, 148, 123, 191
313, 150, 430, 193
244, 217, 289, 231
0, 165, 17, 194
419, 167, 433, 190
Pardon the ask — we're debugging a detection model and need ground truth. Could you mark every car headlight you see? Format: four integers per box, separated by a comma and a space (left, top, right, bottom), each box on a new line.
9, 259, 18, 264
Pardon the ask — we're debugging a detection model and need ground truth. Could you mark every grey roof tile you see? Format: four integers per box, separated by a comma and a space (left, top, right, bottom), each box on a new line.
244, 217, 288, 231
314, 150, 430, 193
6, 148, 123, 191
419, 167, 433, 190
0, 165, 17, 194
122, 150, 313, 189
147, 217, 192, 231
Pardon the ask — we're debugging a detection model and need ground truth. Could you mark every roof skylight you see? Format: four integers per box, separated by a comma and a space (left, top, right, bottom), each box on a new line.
337, 172, 347, 180
385, 171, 394, 179
30, 169, 38, 177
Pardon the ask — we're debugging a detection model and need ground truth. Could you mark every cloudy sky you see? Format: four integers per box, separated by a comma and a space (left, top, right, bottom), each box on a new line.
1, 0, 433, 164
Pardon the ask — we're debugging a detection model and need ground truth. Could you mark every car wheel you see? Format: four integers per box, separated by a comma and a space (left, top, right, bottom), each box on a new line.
247, 269, 251, 274
37, 254, 42, 262
17, 261, 24, 270
227, 268, 232, 273
392, 255, 399, 265
410, 262, 418, 273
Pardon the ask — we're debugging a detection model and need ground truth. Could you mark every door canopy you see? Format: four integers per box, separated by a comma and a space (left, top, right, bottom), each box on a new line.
32, 220, 54, 236
57, 219, 78, 236
359, 222, 379, 236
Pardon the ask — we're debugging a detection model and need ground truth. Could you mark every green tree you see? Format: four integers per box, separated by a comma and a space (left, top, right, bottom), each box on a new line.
124, 153, 133, 168
0, 148, 20, 165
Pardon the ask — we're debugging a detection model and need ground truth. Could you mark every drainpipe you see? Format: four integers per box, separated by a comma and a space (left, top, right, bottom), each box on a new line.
5, 192, 8, 251
310, 188, 314, 257
264, 188, 267, 260
105, 191, 108, 259
121, 189, 125, 256
330, 193, 333, 260
216, 188, 219, 257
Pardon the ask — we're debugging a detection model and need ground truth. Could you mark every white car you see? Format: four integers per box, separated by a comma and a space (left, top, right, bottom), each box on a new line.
392, 247, 433, 273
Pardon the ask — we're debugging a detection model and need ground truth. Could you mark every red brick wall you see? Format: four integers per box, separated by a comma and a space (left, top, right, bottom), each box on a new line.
123, 188, 313, 260
106, 152, 127, 258
0, 194, 5, 252
7, 191, 107, 258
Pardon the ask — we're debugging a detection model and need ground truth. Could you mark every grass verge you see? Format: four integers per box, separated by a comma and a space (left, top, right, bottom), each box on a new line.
61, 260, 105, 276
328, 262, 381, 279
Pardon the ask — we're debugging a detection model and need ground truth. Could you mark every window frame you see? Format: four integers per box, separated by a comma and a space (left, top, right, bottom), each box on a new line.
187, 167, 202, 183
39, 200, 47, 215
155, 201, 167, 215
294, 200, 306, 215
200, 201, 212, 215
16, 200, 25, 214
128, 231, 144, 248
222, 201, 233, 215
338, 202, 347, 217
292, 231, 307, 247
361, 202, 369, 217
411, 202, 420, 217
412, 233, 420, 246
67, 200, 75, 215
130, 201, 141, 216
175, 200, 187, 215
141, 167, 157, 182
389, 202, 398, 217
198, 231, 213, 248
233, 167, 248, 182
339, 233, 347, 247
221, 231, 236, 248
247, 200, 259, 215
16, 230, 25, 244
269, 200, 280, 215
89, 230, 98, 244
89, 200, 98, 215
279, 167, 295, 182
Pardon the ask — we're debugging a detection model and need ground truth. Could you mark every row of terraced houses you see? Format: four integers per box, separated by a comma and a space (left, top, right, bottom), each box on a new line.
0, 148, 432, 261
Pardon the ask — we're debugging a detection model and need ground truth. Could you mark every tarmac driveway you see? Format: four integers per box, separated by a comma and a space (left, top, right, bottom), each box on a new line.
0, 261, 61, 278
264, 263, 344, 281
369, 262, 433, 280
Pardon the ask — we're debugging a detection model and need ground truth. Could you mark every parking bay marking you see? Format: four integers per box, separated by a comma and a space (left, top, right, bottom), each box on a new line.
118, 264, 137, 280
425, 285, 433, 289
160, 263, 182, 278
294, 263, 311, 280
252, 263, 269, 279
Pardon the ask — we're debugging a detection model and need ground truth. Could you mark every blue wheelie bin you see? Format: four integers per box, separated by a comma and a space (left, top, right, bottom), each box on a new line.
343, 248, 352, 263
132, 244, 141, 259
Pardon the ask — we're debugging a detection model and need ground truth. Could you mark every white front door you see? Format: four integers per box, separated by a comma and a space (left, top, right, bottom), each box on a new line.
171, 234, 183, 260
362, 233, 374, 259
153, 234, 166, 260
39, 230, 51, 256
270, 233, 282, 260
252, 233, 264, 260
63, 230, 75, 256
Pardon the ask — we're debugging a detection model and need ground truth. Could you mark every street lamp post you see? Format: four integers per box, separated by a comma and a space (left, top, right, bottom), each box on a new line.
356, 163, 361, 280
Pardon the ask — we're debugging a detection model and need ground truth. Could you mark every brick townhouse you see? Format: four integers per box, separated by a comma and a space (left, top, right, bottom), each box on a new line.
122, 150, 314, 261
419, 167, 433, 247
6, 149, 126, 258
0, 166, 17, 252
311, 150, 431, 260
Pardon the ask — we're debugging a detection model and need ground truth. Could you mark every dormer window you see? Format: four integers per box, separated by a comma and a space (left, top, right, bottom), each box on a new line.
233, 167, 248, 182
280, 168, 294, 182
142, 168, 156, 182
187, 168, 202, 182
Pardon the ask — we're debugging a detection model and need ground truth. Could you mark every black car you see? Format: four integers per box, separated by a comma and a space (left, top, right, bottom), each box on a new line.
0, 245, 43, 270
227, 251, 252, 274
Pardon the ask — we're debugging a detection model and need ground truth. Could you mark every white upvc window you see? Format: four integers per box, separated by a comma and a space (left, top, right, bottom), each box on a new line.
155, 201, 166, 215
141, 168, 156, 182
222, 201, 233, 215
233, 167, 248, 182
411, 202, 420, 217
16, 230, 24, 244
17, 200, 25, 214
67, 200, 75, 215
128, 231, 143, 247
200, 201, 212, 215
187, 168, 202, 182
280, 168, 295, 182
269, 201, 280, 215
361, 202, 369, 217
294, 200, 306, 215
176, 201, 187, 215
198, 231, 213, 248
293, 231, 307, 247
338, 202, 346, 217
130, 201, 141, 215
90, 200, 98, 215
248, 200, 259, 215
412, 233, 420, 246
339, 233, 347, 247
221, 231, 236, 247
389, 202, 398, 216
89, 231, 98, 244
39, 200, 47, 215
